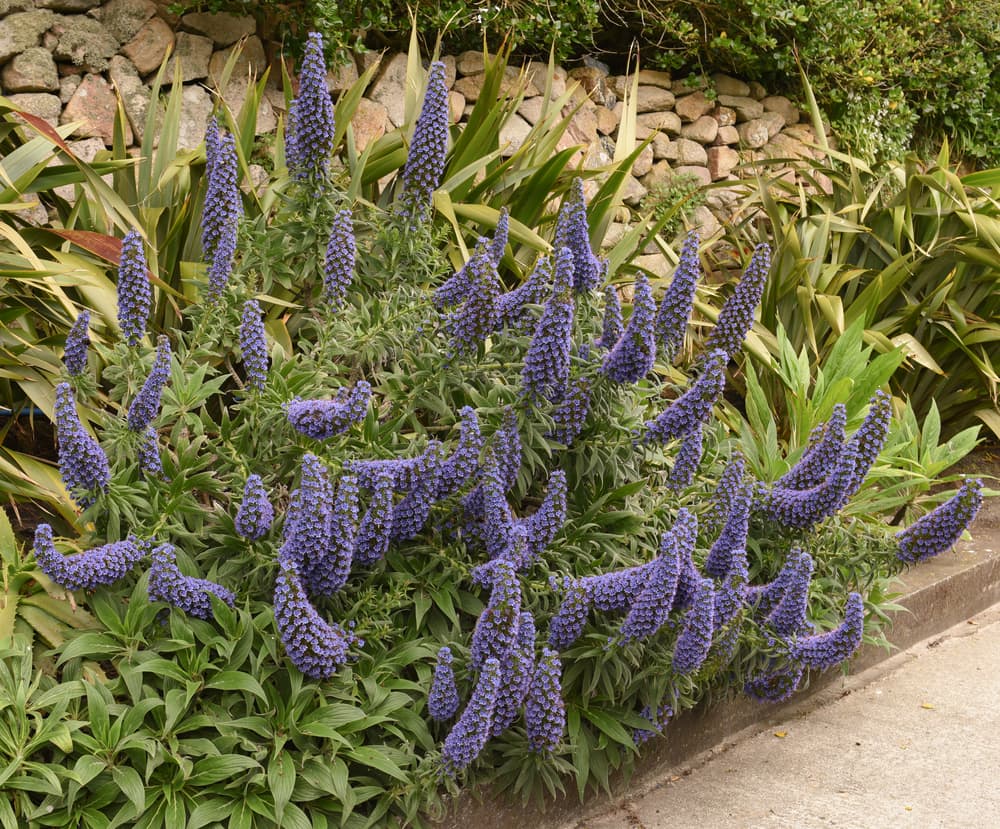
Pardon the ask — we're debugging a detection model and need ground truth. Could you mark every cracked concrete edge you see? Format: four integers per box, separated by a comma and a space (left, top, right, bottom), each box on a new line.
433, 529, 1000, 829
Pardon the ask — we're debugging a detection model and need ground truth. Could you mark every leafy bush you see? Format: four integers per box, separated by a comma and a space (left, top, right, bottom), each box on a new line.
2, 36, 989, 828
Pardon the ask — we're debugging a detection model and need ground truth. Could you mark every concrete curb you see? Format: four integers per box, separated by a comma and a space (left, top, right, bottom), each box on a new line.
435, 531, 1000, 829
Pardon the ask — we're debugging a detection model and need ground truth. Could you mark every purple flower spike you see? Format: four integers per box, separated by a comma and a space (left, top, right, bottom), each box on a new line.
633, 703, 674, 745
488, 207, 509, 266
324, 209, 355, 307
492, 610, 536, 736
704, 243, 771, 359
839, 390, 893, 506
308, 474, 359, 597
469, 559, 521, 670
602, 273, 657, 384
354, 471, 396, 564
444, 241, 502, 359
788, 592, 865, 670
117, 230, 151, 346
435, 236, 487, 309
703, 451, 745, 538
496, 254, 552, 332
667, 425, 703, 490
642, 349, 727, 444
33, 524, 142, 591
704, 482, 752, 579
285, 32, 335, 182
548, 576, 592, 650
400, 61, 449, 222
235, 474, 273, 540
745, 548, 804, 617
581, 564, 652, 614
744, 662, 804, 703
547, 377, 591, 446
64, 310, 90, 376
389, 442, 442, 543
441, 657, 502, 775
525, 647, 565, 753
595, 284, 623, 350
240, 300, 268, 392
619, 536, 682, 643
434, 407, 483, 500
203, 126, 242, 299
148, 543, 234, 620
761, 439, 859, 530
896, 478, 983, 564
127, 335, 171, 431
429, 646, 460, 722
521, 247, 575, 404
279, 454, 332, 578
764, 549, 814, 638
274, 559, 362, 680
672, 576, 715, 676
54, 382, 110, 506
138, 425, 163, 478
286, 381, 371, 439
516, 468, 567, 565
776, 404, 847, 490
711, 559, 748, 663
655, 230, 701, 361
553, 177, 603, 293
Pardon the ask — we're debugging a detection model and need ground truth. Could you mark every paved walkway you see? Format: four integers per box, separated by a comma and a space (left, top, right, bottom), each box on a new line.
567, 604, 1000, 829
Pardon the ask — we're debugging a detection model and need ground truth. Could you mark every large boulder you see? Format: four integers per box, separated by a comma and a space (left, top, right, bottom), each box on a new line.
1, 47, 59, 92
121, 17, 174, 76
108, 55, 152, 141
7, 92, 62, 126
181, 11, 255, 47
61, 73, 130, 144
0, 11, 55, 63
175, 83, 212, 150
162, 32, 213, 83
94, 0, 157, 45
51, 16, 118, 72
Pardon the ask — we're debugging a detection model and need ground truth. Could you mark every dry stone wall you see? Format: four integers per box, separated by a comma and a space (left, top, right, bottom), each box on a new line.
1, 2, 829, 237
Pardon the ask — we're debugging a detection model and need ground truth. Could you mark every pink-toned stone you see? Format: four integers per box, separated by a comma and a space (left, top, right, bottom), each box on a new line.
680, 115, 718, 144
673, 165, 711, 186
707, 145, 740, 180
61, 73, 130, 145
714, 106, 737, 127
632, 143, 654, 177
675, 137, 708, 166
499, 112, 532, 156
180, 11, 255, 47
717, 94, 763, 121
675, 90, 714, 122
566, 105, 599, 146
635, 84, 675, 112
7, 92, 61, 127
594, 104, 619, 135
448, 90, 465, 124
716, 125, 739, 145
651, 133, 677, 161
162, 31, 213, 83
350, 97, 388, 152
762, 95, 800, 125
759, 110, 786, 138
325, 60, 359, 93
1, 47, 58, 92
517, 96, 544, 125
636, 111, 681, 135
737, 118, 770, 149
121, 17, 174, 75
368, 52, 407, 127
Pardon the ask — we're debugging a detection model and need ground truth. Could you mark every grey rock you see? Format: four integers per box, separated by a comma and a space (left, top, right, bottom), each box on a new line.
1, 47, 58, 92
181, 11, 255, 47
325, 61, 359, 93
632, 143, 654, 177
499, 112, 532, 157
651, 133, 677, 161
61, 73, 127, 144
51, 16, 118, 72
671, 74, 709, 95
691, 204, 720, 237
673, 165, 711, 186
121, 17, 174, 76
208, 35, 266, 84
369, 52, 408, 127
712, 73, 750, 97
601, 221, 629, 250
440, 54, 456, 89
633, 253, 672, 279
7, 92, 62, 126
0, 11, 56, 63
737, 118, 770, 149
763, 95, 800, 125
675, 90, 714, 122
717, 94, 764, 121
759, 110, 786, 139
54, 136, 106, 199
35, 0, 101, 10
162, 32, 213, 83
242, 162, 268, 196
636, 110, 681, 136
635, 85, 675, 113
58, 73, 80, 102
456, 50, 485, 76
748, 80, 767, 100
568, 66, 613, 107
526, 60, 566, 99
517, 96, 545, 126
0, 1, 34, 14
620, 173, 648, 207
108, 55, 151, 140
675, 137, 708, 166
680, 115, 718, 145
176, 83, 212, 150
95, 0, 157, 45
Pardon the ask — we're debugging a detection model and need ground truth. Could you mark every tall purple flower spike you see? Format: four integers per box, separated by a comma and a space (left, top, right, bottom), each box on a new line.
429, 646, 460, 721
896, 478, 983, 564
117, 229, 151, 345
521, 247, 575, 404
33, 524, 141, 591
324, 209, 355, 307
553, 177, 603, 292
399, 61, 449, 222
54, 382, 110, 506
787, 592, 864, 670
441, 657, 502, 775
602, 273, 657, 384
286, 381, 371, 439
704, 243, 771, 359
235, 474, 273, 540
127, 335, 171, 431
285, 32, 335, 182
643, 349, 727, 444
240, 300, 268, 392
655, 229, 701, 361
525, 647, 565, 753
64, 310, 90, 376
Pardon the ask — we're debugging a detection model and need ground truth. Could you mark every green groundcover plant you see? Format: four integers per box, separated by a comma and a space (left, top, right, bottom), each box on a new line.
2, 33, 988, 829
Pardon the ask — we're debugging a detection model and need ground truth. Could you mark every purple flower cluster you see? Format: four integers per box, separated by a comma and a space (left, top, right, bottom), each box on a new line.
760, 438, 858, 529
285, 32, 335, 182
667, 426, 703, 490
138, 425, 163, 478
787, 592, 864, 670
399, 61, 449, 222
64, 310, 90, 376
839, 390, 892, 505
547, 377, 591, 446
429, 646, 460, 721
553, 177, 603, 292
323, 209, 355, 307
703, 451, 745, 538
619, 539, 682, 643
280, 454, 332, 583
516, 469, 567, 565
744, 663, 804, 703
308, 474, 359, 596
55, 382, 110, 506
745, 548, 805, 617
273, 559, 362, 679
148, 543, 234, 619
547, 576, 591, 650
469, 559, 522, 669
239, 300, 268, 392
525, 647, 565, 753
655, 230, 701, 360
672, 576, 715, 675
488, 207, 509, 266
633, 702, 674, 745
896, 478, 983, 564
711, 560, 748, 663
763, 549, 814, 638
496, 254, 552, 332
117, 229, 151, 345
595, 284, 623, 349
492, 610, 537, 736
444, 244, 502, 359
127, 335, 171, 431
775, 404, 847, 490
643, 349, 727, 444
704, 243, 771, 359
442, 657, 502, 775
602, 273, 657, 384
703, 482, 751, 579
33, 524, 141, 591
202, 120, 242, 298
521, 247, 575, 403
234, 474, 273, 539
286, 381, 371, 439
434, 407, 482, 499
390, 442, 442, 543
434, 237, 487, 310
353, 471, 395, 564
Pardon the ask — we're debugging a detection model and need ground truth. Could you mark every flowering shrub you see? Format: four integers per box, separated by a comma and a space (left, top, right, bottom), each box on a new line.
20, 33, 986, 826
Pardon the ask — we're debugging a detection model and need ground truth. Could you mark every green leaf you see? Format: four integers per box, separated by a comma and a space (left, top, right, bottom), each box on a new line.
345, 746, 409, 782
111, 765, 144, 814
203, 670, 266, 699
268, 752, 295, 824
188, 755, 260, 787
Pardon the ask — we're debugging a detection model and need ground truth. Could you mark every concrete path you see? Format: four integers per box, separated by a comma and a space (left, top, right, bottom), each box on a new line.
567, 604, 1000, 829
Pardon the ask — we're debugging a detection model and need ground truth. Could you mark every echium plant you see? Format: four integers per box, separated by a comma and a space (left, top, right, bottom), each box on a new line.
32, 32, 988, 826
